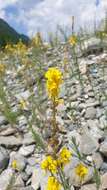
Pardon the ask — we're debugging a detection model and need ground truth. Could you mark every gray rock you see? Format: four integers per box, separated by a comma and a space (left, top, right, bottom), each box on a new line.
99, 115, 107, 129
15, 90, 30, 100
14, 174, 24, 188
80, 184, 97, 190
23, 133, 35, 145
68, 164, 94, 187
100, 140, 107, 156
0, 136, 22, 148
101, 162, 107, 172
0, 168, 14, 190
80, 133, 99, 155
18, 116, 27, 129
70, 101, 79, 108
0, 126, 16, 136
0, 146, 9, 173
19, 145, 35, 157
31, 167, 48, 190
102, 100, 107, 107
62, 157, 94, 186
25, 165, 35, 176
67, 130, 81, 147
101, 172, 107, 190
87, 119, 104, 140
9, 152, 27, 171
27, 157, 37, 166
96, 108, 103, 118
20, 187, 34, 190
0, 115, 8, 126
21, 172, 30, 182
92, 152, 103, 169
85, 107, 96, 119
81, 101, 100, 109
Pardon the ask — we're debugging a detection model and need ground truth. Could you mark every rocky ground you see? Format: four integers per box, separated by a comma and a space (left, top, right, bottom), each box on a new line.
1, 37, 107, 190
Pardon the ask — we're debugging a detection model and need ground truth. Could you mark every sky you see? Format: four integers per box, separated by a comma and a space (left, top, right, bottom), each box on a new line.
0, 0, 106, 37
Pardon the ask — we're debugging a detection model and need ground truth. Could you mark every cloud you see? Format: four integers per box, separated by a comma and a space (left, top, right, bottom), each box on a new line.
16, 0, 105, 36
0, 0, 18, 9
0, 0, 106, 37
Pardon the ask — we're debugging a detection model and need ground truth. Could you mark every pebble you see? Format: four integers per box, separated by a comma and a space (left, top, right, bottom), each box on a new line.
0, 136, 22, 148
92, 152, 103, 169
9, 152, 27, 171
19, 145, 35, 157
0, 168, 14, 190
85, 107, 96, 119
0, 146, 9, 173
80, 184, 97, 190
31, 167, 48, 190
100, 140, 107, 157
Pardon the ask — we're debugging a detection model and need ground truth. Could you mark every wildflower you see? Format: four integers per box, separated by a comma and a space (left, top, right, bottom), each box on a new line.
11, 160, 18, 170
5, 44, 14, 54
13, 40, 27, 57
32, 32, 43, 47
0, 63, 6, 75
55, 98, 64, 106
19, 99, 28, 110
68, 35, 77, 46
41, 156, 57, 173
75, 163, 88, 180
58, 147, 72, 167
63, 57, 68, 65
45, 67, 62, 100
46, 176, 61, 190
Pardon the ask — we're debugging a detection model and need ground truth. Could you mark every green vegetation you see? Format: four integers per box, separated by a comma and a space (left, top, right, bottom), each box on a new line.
0, 18, 30, 48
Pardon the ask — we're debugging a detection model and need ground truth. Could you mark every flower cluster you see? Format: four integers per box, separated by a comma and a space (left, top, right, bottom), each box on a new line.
19, 98, 28, 110
14, 40, 27, 57
41, 155, 57, 173
41, 147, 71, 173
45, 67, 62, 100
68, 35, 77, 46
58, 147, 72, 167
5, 40, 27, 57
32, 32, 43, 47
41, 148, 71, 190
5, 44, 13, 54
75, 163, 88, 180
46, 176, 61, 190
0, 63, 6, 76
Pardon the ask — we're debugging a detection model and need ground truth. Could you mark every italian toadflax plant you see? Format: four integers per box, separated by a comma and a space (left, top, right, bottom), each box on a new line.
40, 67, 88, 190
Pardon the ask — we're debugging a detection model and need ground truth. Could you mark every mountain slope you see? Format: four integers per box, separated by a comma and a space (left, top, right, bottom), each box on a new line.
0, 18, 30, 47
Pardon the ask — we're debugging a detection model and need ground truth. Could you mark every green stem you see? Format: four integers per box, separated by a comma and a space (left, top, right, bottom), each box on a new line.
58, 168, 71, 190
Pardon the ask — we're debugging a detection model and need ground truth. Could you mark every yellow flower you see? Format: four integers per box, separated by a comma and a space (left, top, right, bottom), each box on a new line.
45, 67, 62, 100
13, 40, 27, 57
19, 99, 28, 110
102, 32, 107, 37
32, 32, 43, 47
58, 147, 72, 167
75, 163, 88, 180
41, 156, 57, 173
0, 64, 6, 76
55, 98, 64, 106
46, 176, 61, 190
11, 160, 18, 170
68, 35, 77, 46
41, 158, 48, 170
5, 44, 14, 54
63, 57, 68, 65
